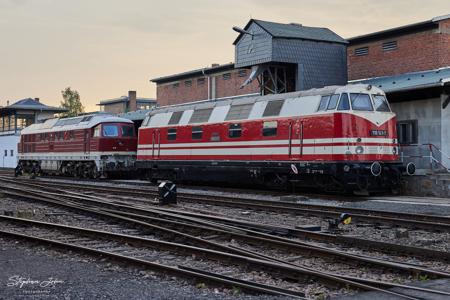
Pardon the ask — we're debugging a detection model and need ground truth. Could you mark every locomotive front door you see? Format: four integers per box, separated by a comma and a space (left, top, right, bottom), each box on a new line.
152, 129, 160, 159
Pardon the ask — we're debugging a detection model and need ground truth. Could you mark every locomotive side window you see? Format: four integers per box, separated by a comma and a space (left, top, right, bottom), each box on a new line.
317, 96, 330, 111
167, 128, 177, 141
93, 125, 101, 137
121, 126, 135, 137
327, 94, 340, 110
191, 126, 202, 140
337, 93, 350, 110
228, 124, 242, 138
372, 95, 391, 112
350, 93, 374, 111
262, 121, 277, 137
103, 125, 119, 137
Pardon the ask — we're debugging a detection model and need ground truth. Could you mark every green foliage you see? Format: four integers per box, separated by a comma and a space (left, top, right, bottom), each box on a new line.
60, 87, 84, 117
419, 274, 429, 281
196, 282, 206, 289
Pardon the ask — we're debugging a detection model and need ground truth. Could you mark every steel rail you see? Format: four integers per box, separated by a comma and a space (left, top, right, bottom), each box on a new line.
0, 229, 305, 299
3, 176, 450, 231
3, 185, 449, 280
0, 215, 419, 299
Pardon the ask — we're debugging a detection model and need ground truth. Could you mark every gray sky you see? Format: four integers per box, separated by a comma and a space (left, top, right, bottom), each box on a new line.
0, 0, 448, 111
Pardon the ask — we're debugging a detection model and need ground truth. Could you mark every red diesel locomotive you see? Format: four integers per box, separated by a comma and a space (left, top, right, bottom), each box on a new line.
16, 114, 137, 178
136, 84, 415, 193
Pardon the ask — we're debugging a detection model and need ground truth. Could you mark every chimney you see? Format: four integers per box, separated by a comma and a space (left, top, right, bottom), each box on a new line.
34, 98, 40, 102
128, 91, 137, 112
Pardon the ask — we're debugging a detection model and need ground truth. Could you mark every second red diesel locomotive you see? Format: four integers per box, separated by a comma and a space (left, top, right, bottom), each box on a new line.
136, 84, 415, 193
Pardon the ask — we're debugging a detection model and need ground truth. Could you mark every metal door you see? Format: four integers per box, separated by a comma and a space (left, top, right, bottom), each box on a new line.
152, 129, 160, 159
299, 120, 304, 158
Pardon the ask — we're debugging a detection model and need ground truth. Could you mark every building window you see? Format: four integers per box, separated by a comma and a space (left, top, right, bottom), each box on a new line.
397, 120, 418, 145
228, 124, 242, 138
172, 83, 179, 89
263, 100, 284, 117
262, 121, 277, 137
4, 150, 7, 157
189, 108, 213, 124
382, 41, 398, 51
184, 80, 192, 87
354, 47, 369, 56
197, 78, 206, 85
222, 73, 231, 80
191, 126, 203, 140
168, 111, 183, 125
167, 128, 177, 141
10, 150, 13, 156
238, 69, 247, 77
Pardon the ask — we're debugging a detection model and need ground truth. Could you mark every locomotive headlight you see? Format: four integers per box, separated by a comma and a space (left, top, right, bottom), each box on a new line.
355, 146, 364, 154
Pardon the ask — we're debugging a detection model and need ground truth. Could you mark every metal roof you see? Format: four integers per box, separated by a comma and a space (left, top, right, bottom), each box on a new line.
351, 67, 450, 93
151, 63, 235, 84
98, 96, 156, 106
348, 14, 450, 45
233, 19, 348, 45
1, 98, 66, 112
117, 109, 153, 121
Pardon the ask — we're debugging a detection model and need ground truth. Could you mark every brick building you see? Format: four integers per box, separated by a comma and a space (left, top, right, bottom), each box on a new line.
348, 15, 450, 80
152, 19, 347, 107
151, 63, 259, 106
98, 91, 156, 114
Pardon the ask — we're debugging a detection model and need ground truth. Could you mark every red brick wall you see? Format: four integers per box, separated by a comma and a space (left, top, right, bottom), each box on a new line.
156, 69, 260, 106
156, 77, 208, 106
439, 19, 450, 67
215, 70, 259, 99
348, 29, 444, 80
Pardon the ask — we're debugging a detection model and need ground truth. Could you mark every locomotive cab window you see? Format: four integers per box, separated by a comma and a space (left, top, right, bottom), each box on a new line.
317, 96, 330, 111
337, 93, 350, 110
121, 125, 134, 137
103, 125, 119, 137
191, 126, 202, 140
167, 128, 177, 141
228, 123, 242, 138
327, 94, 340, 110
372, 95, 391, 112
262, 121, 277, 137
350, 93, 373, 111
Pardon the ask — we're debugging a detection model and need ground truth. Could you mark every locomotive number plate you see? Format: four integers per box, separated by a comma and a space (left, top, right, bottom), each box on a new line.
370, 130, 387, 136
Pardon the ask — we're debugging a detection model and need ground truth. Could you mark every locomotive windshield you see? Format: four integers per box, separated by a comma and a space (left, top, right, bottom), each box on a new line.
372, 95, 391, 112
350, 93, 374, 111
103, 125, 119, 137
121, 125, 135, 137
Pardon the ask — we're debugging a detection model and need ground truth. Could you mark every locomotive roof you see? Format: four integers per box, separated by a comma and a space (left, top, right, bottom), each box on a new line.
142, 84, 387, 128
21, 114, 133, 135
149, 84, 382, 115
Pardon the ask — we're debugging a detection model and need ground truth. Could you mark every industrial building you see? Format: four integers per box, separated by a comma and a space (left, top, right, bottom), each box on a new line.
0, 98, 66, 168
350, 15, 450, 174
98, 91, 156, 114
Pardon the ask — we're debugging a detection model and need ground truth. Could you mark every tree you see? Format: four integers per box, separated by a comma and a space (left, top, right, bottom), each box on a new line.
60, 87, 84, 117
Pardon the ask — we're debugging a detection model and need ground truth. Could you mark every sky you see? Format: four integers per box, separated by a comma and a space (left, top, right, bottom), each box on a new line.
0, 0, 449, 111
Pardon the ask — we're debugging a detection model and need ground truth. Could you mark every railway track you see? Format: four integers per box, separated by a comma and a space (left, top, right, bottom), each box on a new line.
2, 174, 450, 298
3, 191, 450, 299
4, 175, 450, 232
2, 182, 450, 276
